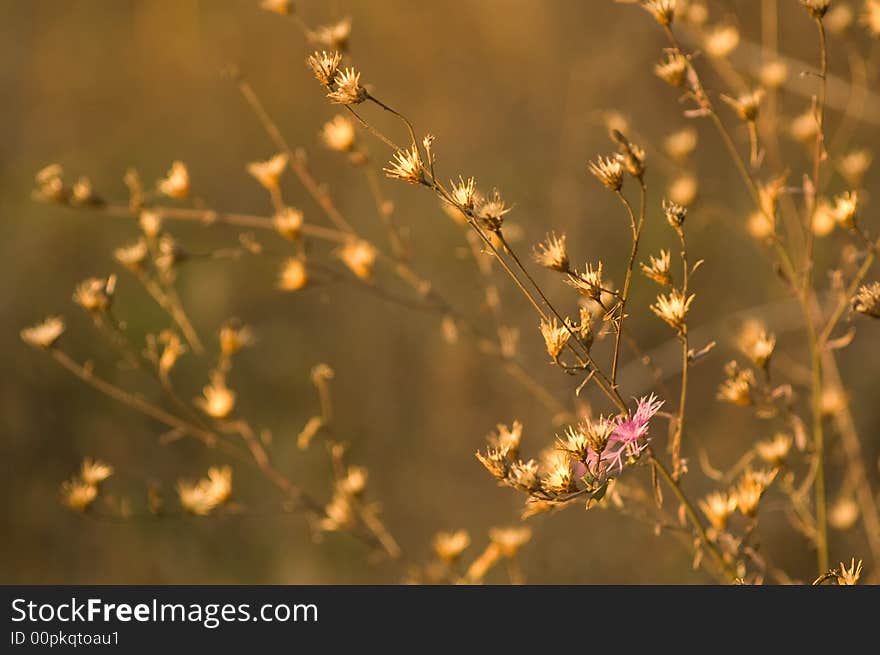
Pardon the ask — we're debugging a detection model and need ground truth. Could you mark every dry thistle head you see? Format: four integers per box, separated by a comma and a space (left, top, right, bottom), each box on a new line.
310, 17, 352, 52
831, 191, 858, 229
307, 50, 342, 88
734, 468, 777, 516
717, 361, 756, 406
278, 258, 308, 291
246, 152, 288, 191
219, 320, 254, 357
837, 148, 872, 186
698, 491, 737, 531
640, 249, 673, 286
156, 160, 189, 199
667, 173, 698, 207
738, 322, 776, 369
328, 67, 367, 104
449, 176, 477, 211
488, 526, 532, 558
158, 330, 186, 377
540, 450, 575, 494
114, 238, 149, 272
539, 318, 571, 360
475, 189, 512, 231
758, 174, 787, 220
320, 115, 356, 152
259, 0, 293, 16
61, 478, 98, 512
273, 206, 304, 240
177, 466, 233, 515
21, 316, 65, 349
642, 0, 677, 26
664, 127, 697, 162
612, 130, 646, 178
34, 163, 67, 203
663, 199, 687, 228
533, 232, 569, 272
722, 89, 764, 122
755, 433, 793, 467
80, 457, 113, 486
196, 373, 236, 419
487, 421, 524, 459
73, 275, 116, 313
433, 530, 471, 563
566, 261, 605, 301
557, 424, 591, 462
336, 239, 378, 280
651, 288, 694, 331
852, 281, 880, 318
799, 0, 831, 19
704, 24, 740, 58
384, 145, 425, 185
654, 49, 689, 88
588, 155, 624, 191
836, 559, 864, 585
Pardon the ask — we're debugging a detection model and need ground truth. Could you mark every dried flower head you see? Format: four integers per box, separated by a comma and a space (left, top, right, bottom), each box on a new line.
651, 288, 694, 331
755, 433, 793, 467
61, 479, 98, 512
449, 176, 477, 211
310, 17, 352, 52
114, 238, 149, 271
759, 60, 789, 89
704, 24, 740, 58
178, 466, 233, 515
328, 67, 367, 104
566, 261, 605, 301
475, 189, 512, 231
307, 50, 342, 88
533, 233, 569, 272
158, 330, 186, 377
830, 497, 859, 530
642, 0, 677, 25
384, 145, 425, 185
541, 450, 575, 494
722, 89, 764, 122
339, 465, 368, 496
654, 49, 689, 87
640, 249, 673, 286
667, 173, 698, 207
831, 191, 858, 228
320, 490, 355, 532
73, 275, 116, 313
487, 421, 524, 458
273, 207, 304, 240
488, 526, 532, 557
540, 318, 571, 360
71, 176, 100, 207
826, 3, 854, 33
433, 530, 471, 563
738, 322, 776, 368
80, 457, 113, 486
196, 374, 236, 419
246, 152, 288, 191
320, 115, 356, 152
278, 258, 308, 291
862, 1, 880, 36
852, 281, 880, 318
156, 161, 189, 199
337, 239, 378, 280
812, 198, 837, 237
699, 491, 737, 530
800, 0, 831, 18
837, 148, 872, 186
219, 321, 254, 357
664, 127, 698, 162
663, 199, 687, 228
835, 559, 863, 585
21, 316, 65, 349
734, 467, 777, 516
259, 0, 293, 16
717, 362, 756, 406
139, 209, 163, 239
588, 155, 624, 191
34, 163, 67, 203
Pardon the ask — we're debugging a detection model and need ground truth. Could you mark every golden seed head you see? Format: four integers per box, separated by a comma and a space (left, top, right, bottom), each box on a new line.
640, 249, 673, 286
34, 163, 67, 203
450, 176, 477, 210
339, 465, 368, 496
21, 316, 65, 349
759, 60, 789, 89
738, 321, 776, 368
278, 258, 308, 291
246, 152, 288, 191
566, 261, 605, 301
71, 176, 100, 207
654, 49, 689, 87
539, 317, 571, 360
837, 148, 872, 186
799, 0, 831, 19
61, 478, 98, 512
307, 50, 342, 87
273, 206, 304, 240
328, 67, 368, 104
156, 160, 189, 199
747, 210, 774, 240
836, 559, 863, 585
487, 421, 524, 458
488, 526, 532, 558
588, 155, 624, 191
259, 0, 293, 16
831, 191, 858, 228
717, 361, 756, 406
158, 330, 186, 377
433, 530, 471, 563
114, 238, 149, 271
139, 209, 163, 238
476, 446, 508, 480
642, 0, 677, 26
508, 459, 540, 491
475, 189, 512, 231
337, 239, 378, 281
651, 288, 694, 331
196, 373, 236, 419
698, 491, 737, 531
755, 433, 793, 467
663, 127, 698, 162
812, 198, 837, 237
541, 450, 575, 495
178, 466, 233, 515
320, 115, 356, 152
384, 145, 425, 185
722, 89, 765, 122
557, 424, 591, 462
663, 199, 687, 228
310, 17, 352, 52
734, 467, 777, 516
219, 320, 254, 357
80, 457, 113, 486
704, 24, 740, 58
73, 275, 116, 313
852, 281, 880, 318
533, 232, 569, 272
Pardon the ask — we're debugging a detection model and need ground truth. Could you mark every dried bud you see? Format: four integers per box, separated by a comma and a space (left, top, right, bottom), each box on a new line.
852, 281, 880, 318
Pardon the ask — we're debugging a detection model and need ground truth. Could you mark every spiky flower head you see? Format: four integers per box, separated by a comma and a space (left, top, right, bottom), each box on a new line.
328, 67, 367, 104
219, 321, 254, 357
533, 232, 569, 272
177, 466, 233, 515
273, 207, 304, 240
476, 189, 512, 231
487, 421, 524, 459
836, 558, 863, 585
320, 115, 356, 152
539, 318, 571, 360
384, 145, 425, 185
755, 433, 793, 467
80, 457, 113, 486
156, 161, 189, 199
588, 155, 624, 191
566, 261, 605, 301
663, 199, 687, 228
651, 288, 694, 331
722, 89, 765, 122
799, 0, 831, 19
310, 17, 352, 52
852, 281, 880, 318
246, 152, 288, 191
307, 50, 342, 88
640, 249, 673, 286
336, 239, 378, 280
642, 0, 677, 26
449, 176, 477, 210
738, 322, 776, 369
433, 530, 471, 563
717, 361, 756, 406
699, 491, 737, 530
655, 49, 689, 87
61, 478, 98, 512
196, 373, 236, 419
21, 316, 65, 349
734, 467, 777, 516
114, 238, 149, 272
831, 191, 858, 228
73, 275, 116, 313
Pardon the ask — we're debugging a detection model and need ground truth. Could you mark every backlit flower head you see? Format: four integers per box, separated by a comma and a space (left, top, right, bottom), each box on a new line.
310, 17, 352, 52
722, 89, 764, 122
640, 249, 673, 286
831, 191, 858, 228
755, 433, 793, 467
487, 421, 524, 458
196, 373, 236, 419
114, 238, 149, 272
433, 530, 471, 563
566, 261, 605, 301
734, 467, 777, 516
61, 478, 98, 512
384, 145, 425, 185
663, 199, 688, 228
320, 115, 356, 152
450, 176, 477, 210
307, 50, 342, 88
799, 0, 831, 19
717, 361, 756, 406
73, 275, 116, 313
278, 258, 308, 291
156, 161, 189, 199
246, 152, 288, 191
651, 288, 694, 331
533, 232, 569, 272
699, 491, 737, 530
80, 457, 113, 486
177, 466, 233, 515
336, 239, 378, 280
328, 67, 367, 104
488, 525, 532, 557
852, 281, 880, 318
588, 155, 624, 191
273, 207, 304, 240
21, 316, 65, 349
655, 49, 689, 87
642, 0, 677, 26
836, 558, 863, 585
475, 189, 512, 231
539, 317, 571, 360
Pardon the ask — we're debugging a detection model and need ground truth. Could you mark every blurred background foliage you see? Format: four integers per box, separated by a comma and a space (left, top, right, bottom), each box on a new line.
2, 0, 879, 583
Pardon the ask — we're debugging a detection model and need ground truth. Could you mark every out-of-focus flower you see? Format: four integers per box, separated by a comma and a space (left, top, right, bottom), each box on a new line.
20, 316, 65, 349
433, 530, 471, 563
178, 466, 233, 515
157, 161, 189, 199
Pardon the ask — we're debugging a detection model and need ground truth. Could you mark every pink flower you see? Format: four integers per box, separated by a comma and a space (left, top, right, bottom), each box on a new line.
588, 394, 664, 476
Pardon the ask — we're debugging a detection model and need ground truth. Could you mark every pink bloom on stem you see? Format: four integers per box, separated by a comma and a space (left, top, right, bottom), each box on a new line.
589, 394, 664, 476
